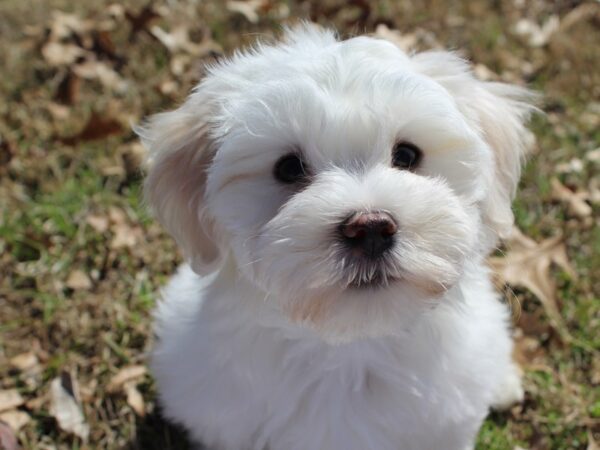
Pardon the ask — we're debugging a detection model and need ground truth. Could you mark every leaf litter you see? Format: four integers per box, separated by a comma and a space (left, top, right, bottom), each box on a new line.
489, 227, 576, 340
49, 372, 89, 442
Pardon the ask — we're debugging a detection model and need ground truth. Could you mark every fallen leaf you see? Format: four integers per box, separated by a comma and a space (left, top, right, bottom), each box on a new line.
512, 327, 547, 369
110, 223, 141, 249
513, 15, 560, 47
158, 79, 178, 96
169, 54, 191, 77
121, 142, 147, 175
45, 102, 70, 120
108, 207, 127, 225
126, 5, 160, 40
9, 352, 39, 373
60, 112, 123, 145
0, 391, 24, 413
473, 63, 497, 81
86, 214, 110, 233
106, 365, 147, 393
150, 25, 222, 56
124, 382, 145, 416
47, 11, 93, 41
589, 429, 600, 450
108, 208, 142, 249
0, 411, 30, 433
72, 60, 128, 93
551, 178, 592, 218
0, 138, 15, 169
92, 30, 118, 61
66, 270, 92, 290
227, 0, 267, 23
0, 420, 20, 450
555, 157, 584, 174
586, 148, 600, 163
41, 42, 86, 67
373, 24, 417, 52
489, 227, 576, 337
106, 3, 126, 20
54, 71, 81, 105
560, 3, 600, 32
49, 372, 89, 441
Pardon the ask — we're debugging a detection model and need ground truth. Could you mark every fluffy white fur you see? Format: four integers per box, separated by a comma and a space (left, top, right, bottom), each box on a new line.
140, 24, 535, 450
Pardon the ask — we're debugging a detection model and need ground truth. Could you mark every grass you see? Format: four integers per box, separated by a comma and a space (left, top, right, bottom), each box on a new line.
0, 0, 598, 448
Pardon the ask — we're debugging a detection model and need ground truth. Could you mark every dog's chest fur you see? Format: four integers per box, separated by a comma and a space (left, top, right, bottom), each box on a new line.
152, 262, 513, 450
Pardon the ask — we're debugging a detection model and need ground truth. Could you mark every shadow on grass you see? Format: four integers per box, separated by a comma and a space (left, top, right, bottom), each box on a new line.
128, 406, 200, 450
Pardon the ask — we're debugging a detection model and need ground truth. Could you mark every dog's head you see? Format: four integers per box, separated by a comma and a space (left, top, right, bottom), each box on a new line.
141, 24, 535, 342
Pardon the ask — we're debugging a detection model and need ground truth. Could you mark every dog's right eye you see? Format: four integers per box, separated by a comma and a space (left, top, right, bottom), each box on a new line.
274, 154, 308, 184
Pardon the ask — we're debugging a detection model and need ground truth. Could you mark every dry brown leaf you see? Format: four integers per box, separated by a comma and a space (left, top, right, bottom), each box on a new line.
66, 270, 92, 290
473, 63, 497, 81
0, 419, 20, 449
48, 11, 93, 40
169, 54, 191, 77
9, 352, 39, 373
373, 24, 417, 52
122, 142, 147, 174
0, 411, 30, 433
92, 30, 118, 61
108, 206, 127, 225
126, 5, 160, 39
555, 157, 584, 174
227, 0, 267, 23
560, 3, 600, 32
86, 214, 109, 233
110, 223, 141, 249
45, 102, 70, 121
60, 112, 123, 145
72, 60, 128, 93
551, 178, 592, 218
0, 138, 15, 170
586, 148, 600, 163
150, 25, 222, 56
124, 382, 145, 417
0, 391, 24, 413
513, 15, 560, 47
41, 42, 87, 67
108, 207, 141, 249
106, 3, 125, 20
49, 372, 89, 441
55, 71, 81, 105
158, 79, 178, 96
512, 327, 548, 370
106, 365, 147, 393
489, 227, 576, 336
588, 429, 600, 450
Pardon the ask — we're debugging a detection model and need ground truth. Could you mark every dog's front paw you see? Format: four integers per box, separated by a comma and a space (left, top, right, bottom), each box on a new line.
491, 363, 524, 411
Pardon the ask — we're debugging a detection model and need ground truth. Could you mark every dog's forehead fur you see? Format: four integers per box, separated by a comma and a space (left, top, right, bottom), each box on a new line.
200, 26, 489, 195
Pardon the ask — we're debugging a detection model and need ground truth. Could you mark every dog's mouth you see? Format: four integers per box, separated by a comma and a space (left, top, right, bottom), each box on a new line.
345, 270, 399, 290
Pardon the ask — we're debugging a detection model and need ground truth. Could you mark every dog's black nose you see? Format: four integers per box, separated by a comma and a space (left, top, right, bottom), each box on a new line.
339, 211, 397, 258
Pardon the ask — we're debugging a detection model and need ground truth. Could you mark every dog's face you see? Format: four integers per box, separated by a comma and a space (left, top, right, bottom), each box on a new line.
142, 25, 534, 342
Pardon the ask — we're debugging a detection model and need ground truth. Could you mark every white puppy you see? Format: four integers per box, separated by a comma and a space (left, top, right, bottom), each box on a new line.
141, 24, 534, 450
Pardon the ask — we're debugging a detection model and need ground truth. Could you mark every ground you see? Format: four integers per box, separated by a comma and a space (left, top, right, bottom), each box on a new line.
0, 0, 598, 449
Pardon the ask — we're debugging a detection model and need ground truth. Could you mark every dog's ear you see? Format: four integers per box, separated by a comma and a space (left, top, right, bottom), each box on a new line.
138, 91, 222, 275
412, 51, 537, 240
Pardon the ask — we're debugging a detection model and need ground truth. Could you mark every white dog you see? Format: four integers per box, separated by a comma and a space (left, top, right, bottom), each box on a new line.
140, 24, 535, 450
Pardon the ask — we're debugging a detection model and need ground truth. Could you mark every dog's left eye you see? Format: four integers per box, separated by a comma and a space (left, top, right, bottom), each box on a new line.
392, 142, 422, 170
274, 154, 308, 184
